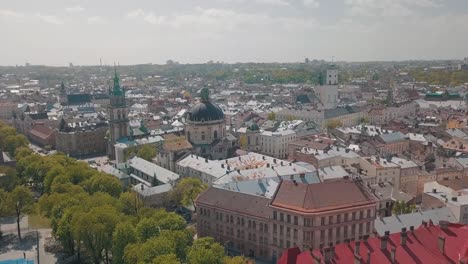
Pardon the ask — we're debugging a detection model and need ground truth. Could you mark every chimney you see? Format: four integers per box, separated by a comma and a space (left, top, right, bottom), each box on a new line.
289, 162, 292, 166
281, 161, 284, 166
439, 220, 449, 229
227, 165, 231, 170
267, 163, 270, 168
390, 247, 396, 263
354, 241, 361, 255
438, 236, 445, 255
432, 188, 437, 193
409, 226, 414, 232
313, 255, 321, 264
452, 197, 458, 202
237, 169, 241, 173
422, 220, 427, 227
205, 158, 208, 163
262, 155, 265, 160
293, 180, 297, 185
274, 158, 277, 163
400, 228, 407, 246
221, 163, 225, 168
141, 184, 144, 190
380, 234, 388, 250
353, 254, 363, 264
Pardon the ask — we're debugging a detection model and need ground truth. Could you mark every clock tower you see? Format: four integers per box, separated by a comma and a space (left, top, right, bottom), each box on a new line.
107, 68, 128, 159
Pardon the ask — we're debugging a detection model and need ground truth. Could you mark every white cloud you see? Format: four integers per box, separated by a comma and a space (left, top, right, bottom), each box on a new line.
127, 9, 145, 18
0, 9, 25, 19
345, 0, 443, 17
255, 0, 290, 6
65, 6, 85, 13
126, 7, 317, 34
127, 9, 166, 25
87, 16, 106, 24
303, 0, 320, 8
35, 14, 64, 25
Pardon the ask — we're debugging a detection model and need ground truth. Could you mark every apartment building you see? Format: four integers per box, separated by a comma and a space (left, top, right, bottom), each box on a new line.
196, 179, 377, 263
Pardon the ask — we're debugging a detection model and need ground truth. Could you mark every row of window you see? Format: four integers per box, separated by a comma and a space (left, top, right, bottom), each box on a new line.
274, 209, 373, 227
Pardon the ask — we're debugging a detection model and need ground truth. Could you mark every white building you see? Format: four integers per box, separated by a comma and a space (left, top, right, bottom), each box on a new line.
423, 181, 468, 224
176, 152, 316, 186
260, 129, 296, 159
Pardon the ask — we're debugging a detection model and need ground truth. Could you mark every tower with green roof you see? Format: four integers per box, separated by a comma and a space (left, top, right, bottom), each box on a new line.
107, 68, 129, 159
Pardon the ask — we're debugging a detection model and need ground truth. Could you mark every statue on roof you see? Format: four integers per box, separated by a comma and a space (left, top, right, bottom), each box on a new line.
200, 88, 210, 102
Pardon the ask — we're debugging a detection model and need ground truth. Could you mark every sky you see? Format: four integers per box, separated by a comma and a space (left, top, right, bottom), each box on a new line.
0, 0, 467, 66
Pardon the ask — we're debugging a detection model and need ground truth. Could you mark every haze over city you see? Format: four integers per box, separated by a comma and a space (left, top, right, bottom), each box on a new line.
1, 0, 468, 65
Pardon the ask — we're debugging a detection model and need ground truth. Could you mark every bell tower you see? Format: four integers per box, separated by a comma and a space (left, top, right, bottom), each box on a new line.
107, 68, 129, 159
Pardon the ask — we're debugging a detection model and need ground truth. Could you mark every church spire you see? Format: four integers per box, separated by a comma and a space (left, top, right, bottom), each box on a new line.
60, 81, 65, 93
112, 66, 124, 96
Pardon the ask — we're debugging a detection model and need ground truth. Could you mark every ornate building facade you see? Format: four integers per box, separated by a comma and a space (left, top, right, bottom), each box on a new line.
185, 88, 233, 159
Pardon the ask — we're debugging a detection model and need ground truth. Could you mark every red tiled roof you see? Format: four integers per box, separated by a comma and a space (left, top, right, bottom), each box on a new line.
196, 187, 271, 219
271, 179, 375, 213
278, 223, 468, 264
28, 125, 55, 140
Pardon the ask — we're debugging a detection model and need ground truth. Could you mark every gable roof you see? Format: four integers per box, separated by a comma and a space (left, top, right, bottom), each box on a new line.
271, 179, 375, 213
279, 223, 468, 264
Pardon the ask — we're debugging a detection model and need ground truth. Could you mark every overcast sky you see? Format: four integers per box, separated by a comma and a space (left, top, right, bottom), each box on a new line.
1, 0, 467, 66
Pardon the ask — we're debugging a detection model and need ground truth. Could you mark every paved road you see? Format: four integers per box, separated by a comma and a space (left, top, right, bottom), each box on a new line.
0, 216, 60, 263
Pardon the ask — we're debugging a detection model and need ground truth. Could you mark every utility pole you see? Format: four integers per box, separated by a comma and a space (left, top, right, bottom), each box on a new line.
36, 230, 40, 264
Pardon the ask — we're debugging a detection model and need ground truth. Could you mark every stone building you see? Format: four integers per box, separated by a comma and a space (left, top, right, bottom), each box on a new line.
56, 119, 107, 158
196, 179, 377, 263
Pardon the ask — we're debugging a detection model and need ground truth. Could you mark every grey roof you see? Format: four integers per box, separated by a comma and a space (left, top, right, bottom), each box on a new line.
324, 107, 355, 119
379, 131, 407, 143
456, 158, 468, 168
374, 207, 457, 236
445, 128, 468, 139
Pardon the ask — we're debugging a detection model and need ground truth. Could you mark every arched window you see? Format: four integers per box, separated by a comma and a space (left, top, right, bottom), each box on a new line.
214, 130, 218, 139
117, 110, 121, 120
187, 131, 191, 141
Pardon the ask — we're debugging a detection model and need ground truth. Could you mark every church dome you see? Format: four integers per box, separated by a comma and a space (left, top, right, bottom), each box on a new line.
187, 101, 224, 122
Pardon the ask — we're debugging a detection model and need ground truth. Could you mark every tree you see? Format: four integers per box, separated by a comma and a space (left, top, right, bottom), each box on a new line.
326, 119, 342, 130
136, 218, 161, 242
0, 188, 13, 238
239, 135, 247, 149
392, 200, 416, 215
224, 256, 252, 264
72, 206, 122, 264
112, 222, 137, 264
0, 165, 19, 191
82, 173, 122, 198
171, 178, 207, 210
4, 134, 28, 156
8, 186, 34, 240
119, 191, 143, 216
267, 112, 276, 121
187, 237, 225, 264
137, 144, 157, 162
152, 254, 180, 264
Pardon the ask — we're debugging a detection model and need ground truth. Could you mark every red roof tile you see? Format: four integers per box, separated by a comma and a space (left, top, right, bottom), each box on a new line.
278, 223, 468, 264
271, 179, 375, 213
